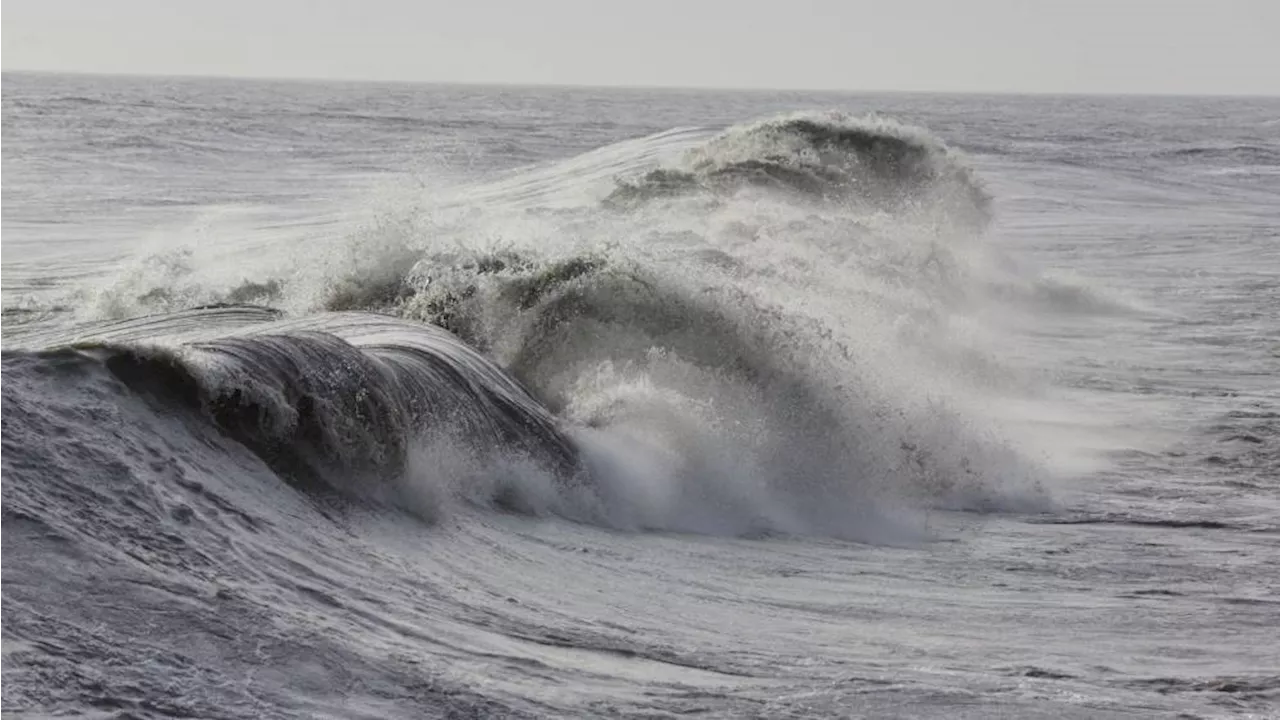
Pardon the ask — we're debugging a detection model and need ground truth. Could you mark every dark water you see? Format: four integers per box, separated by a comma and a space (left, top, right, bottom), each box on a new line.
3, 72, 1279, 718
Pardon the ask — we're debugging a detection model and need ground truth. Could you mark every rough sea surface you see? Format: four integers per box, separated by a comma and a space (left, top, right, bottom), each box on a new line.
3, 72, 1278, 718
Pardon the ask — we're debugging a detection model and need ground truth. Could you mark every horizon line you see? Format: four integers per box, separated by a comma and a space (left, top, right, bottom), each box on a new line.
4, 67, 1278, 100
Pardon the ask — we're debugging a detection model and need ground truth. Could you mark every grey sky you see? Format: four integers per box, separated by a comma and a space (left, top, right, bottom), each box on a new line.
3, 0, 1277, 94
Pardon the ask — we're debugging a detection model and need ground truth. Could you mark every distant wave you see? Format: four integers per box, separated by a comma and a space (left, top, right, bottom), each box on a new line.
86, 134, 171, 151
983, 274, 1137, 315
3, 94, 110, 108
1155, 143, 1280, 164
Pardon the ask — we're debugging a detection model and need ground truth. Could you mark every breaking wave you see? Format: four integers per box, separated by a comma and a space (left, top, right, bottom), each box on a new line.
602, 112, 991, 228
100, 318, 576, 489
5, 111, 1061, 541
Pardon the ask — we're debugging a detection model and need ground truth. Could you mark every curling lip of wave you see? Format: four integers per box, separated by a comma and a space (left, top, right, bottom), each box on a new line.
602, 112, 991, 224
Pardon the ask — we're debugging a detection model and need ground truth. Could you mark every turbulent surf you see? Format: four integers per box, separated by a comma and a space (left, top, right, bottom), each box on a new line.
4, 75, 1278, 718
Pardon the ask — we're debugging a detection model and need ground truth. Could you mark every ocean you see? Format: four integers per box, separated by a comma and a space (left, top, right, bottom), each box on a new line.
2, 71, 1278, 718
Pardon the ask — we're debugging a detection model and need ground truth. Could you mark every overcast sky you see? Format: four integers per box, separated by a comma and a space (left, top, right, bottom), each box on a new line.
3, 0, 1277, 95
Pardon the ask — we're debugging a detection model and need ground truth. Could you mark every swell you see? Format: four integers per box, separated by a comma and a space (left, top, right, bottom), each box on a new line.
21, 313, 583, 509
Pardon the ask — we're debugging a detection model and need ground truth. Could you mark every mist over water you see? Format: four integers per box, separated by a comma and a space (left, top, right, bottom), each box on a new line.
3, 73, 1278, 718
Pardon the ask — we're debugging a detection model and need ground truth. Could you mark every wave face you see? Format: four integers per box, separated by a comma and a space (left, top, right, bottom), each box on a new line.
8, 309, 589, 520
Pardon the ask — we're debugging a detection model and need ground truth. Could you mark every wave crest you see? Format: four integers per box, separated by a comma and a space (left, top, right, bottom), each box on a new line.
605, 112, 990, 226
